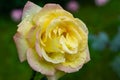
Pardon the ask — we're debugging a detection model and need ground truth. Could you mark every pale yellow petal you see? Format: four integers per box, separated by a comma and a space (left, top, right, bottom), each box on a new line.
33, 3, 62, 26
36, 43, 65, 64
35, 35, 65, 64
22, 1, 41, 20
33, 4, 73, 26
26, 26, 38, 47
56, 50, 87, 73
13, 33, 29, 62
75, 18, 88, 34
56, 64, 83, 73
60, 36, 78, 54
18, 1, 41, 37
27, 48, 55, 76
35, 41, 43, 57
17, 17, 33, 36
43, 37, 63, 53
46, 16, 87, 52
85, 46, 90, 63
42, 51, 65, 64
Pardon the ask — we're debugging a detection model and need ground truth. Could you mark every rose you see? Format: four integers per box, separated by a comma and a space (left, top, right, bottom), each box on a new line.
13, 1, 90, 80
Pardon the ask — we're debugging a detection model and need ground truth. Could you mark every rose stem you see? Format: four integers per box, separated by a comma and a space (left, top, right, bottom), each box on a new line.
30, 71, 36, 80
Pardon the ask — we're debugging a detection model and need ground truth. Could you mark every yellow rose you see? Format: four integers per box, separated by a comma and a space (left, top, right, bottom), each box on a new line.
13, 1, 90, 80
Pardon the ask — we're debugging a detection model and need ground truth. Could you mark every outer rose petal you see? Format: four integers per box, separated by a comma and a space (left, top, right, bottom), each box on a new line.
17, 1, 41, 36
33, 3, 73, 26
22, 1, 41, 20
14, 1, 42, 62
75, 18, 88, 34
17, 18, 33, 36
36, 41, 65, 64
27, 48, 56, 76
41, 3, 62, 11
85, 46, 90, 63
13, 33, 28, 62
56, 64, 83, 73
56, 49, 88, 73
26, 26, 38, 48
33, 3, 63, 23
36, 3, 63, 16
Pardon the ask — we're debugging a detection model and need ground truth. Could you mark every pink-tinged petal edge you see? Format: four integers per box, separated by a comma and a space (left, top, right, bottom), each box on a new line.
35, 41, 43, 57
56, 47, 90, 73
13, 33, 28, 62
22, 1, 41, 20
42, 3, 63, 12
27, 48, 56, 76
85, 46, 90, 63
35, 31, 43, 57
56, 64, 83, 73
33, 3, 63, 26
17, 1, 41, 37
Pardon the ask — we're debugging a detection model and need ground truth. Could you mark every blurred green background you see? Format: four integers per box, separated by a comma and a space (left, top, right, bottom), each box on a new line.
0, 0, 120, 80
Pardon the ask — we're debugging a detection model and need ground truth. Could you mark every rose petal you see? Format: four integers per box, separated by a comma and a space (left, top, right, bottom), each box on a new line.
17, 17, 33, 36
35, 41, 43, 57
56, 64, 83, 73
35, 41, 65, 64
27, 48, 55, 76
75, 18, 88, 34
45, 16, 87, 52
43, 37, 63, 53
33, 3, 73, 26
60, 35, 78, 54
22, 1, 41, 20
17, 1, 41, 36
26, 26, 38, 47
42, 3, 62, 11
13, 33, 28, 62
56, 50, 88, 73
85, 46, 90, 63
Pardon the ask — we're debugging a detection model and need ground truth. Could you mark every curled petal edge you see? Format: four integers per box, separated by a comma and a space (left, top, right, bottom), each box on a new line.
13, 32, 28, 62
22, 1, 41, 20
27, 48, 56, 76
85, 46, 90, 63
56, 47, 90, 73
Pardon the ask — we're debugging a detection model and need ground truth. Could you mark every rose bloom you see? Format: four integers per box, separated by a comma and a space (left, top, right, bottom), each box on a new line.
13, 1, 90, 80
